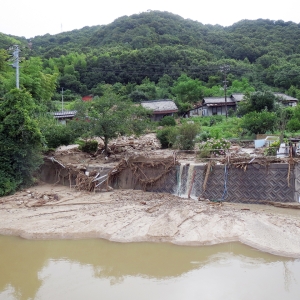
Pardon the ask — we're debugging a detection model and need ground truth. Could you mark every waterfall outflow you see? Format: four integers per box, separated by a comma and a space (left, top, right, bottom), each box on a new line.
176, 163, 197, 200
176, 164, 184, 196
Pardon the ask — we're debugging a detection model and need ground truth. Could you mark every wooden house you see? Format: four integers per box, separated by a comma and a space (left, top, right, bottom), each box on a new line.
274, 93, 298, 107
141, 99, 178, 121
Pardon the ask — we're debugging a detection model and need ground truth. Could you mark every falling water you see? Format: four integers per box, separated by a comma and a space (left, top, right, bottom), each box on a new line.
176, 164, 184, 196
176, 163, 196, 199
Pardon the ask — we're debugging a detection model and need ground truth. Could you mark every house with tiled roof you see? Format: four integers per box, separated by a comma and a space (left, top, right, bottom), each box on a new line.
274, 93, 298, 107
141, 99, 178, 121
201, 96, 239, 116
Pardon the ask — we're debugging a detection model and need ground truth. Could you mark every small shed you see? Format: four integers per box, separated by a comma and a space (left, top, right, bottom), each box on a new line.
53, 110, 77, 125
141, 99, 178, 121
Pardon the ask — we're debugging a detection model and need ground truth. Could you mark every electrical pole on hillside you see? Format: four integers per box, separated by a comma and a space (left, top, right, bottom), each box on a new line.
61, 88, 64, 112
220, 64, 230, 119
9, 45, 20, 89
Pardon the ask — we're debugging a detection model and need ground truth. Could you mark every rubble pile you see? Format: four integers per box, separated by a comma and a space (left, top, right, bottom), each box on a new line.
0, 190, 60, 208
107, 133, 161, 154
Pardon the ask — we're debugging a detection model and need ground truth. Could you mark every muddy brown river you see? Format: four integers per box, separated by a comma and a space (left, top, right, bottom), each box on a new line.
1, 235, 300, 300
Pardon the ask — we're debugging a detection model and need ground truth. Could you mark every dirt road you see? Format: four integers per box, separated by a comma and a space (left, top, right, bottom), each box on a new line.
1, 183, 300, 258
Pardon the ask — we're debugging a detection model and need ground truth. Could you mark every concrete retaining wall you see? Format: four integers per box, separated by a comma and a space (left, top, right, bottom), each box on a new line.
39, 160, 299, 203
112, 163, 298, 203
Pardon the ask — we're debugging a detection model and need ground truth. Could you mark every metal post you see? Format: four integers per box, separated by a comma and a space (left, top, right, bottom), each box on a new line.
220, 65, 230, 119
224, 80, 227, 118
11, 45, 20, 89
61, 88, 64, 112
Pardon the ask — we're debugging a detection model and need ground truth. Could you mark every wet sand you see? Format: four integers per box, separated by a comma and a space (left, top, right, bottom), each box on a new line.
1, 183, 300, 258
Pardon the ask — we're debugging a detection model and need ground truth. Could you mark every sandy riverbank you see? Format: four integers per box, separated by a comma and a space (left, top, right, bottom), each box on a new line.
1, 182, 300, 258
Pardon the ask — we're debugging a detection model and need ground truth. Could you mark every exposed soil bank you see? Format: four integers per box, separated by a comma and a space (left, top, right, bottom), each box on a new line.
1, 183, 300, 258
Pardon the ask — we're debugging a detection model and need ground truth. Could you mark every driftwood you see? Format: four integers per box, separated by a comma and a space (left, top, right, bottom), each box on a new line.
202, 161, 212, 192
108, 155, 178, 191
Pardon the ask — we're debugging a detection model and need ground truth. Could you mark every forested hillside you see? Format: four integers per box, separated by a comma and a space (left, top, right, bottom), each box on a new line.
1, 10, 300, 101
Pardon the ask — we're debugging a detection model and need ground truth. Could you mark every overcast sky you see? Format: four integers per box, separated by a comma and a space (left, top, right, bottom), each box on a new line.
1, 0, 300, 38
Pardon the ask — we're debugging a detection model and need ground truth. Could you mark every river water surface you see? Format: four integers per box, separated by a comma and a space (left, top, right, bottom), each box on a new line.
1, 235, 299, 300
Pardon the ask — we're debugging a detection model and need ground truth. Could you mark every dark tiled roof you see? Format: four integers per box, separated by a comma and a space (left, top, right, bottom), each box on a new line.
203, 97, 236, 104
274, 93, 298, 101
141, 99, 178, 114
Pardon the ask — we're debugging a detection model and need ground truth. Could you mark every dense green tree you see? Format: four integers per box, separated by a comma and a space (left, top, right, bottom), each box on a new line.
77, 90, 150, 152
249, 91, 276, 112
0, 89, 43, 196
241, 111, 278, 134
286, 105, 300, 132
172, 74, 203, 103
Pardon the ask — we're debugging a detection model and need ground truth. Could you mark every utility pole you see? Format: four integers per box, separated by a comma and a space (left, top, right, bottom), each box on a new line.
61, 88, 64, 112
9, 45, 20, 89
220, 65, 230, 119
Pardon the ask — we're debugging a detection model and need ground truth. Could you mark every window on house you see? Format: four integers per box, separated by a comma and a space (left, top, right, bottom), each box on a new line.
212, 107, 217, 115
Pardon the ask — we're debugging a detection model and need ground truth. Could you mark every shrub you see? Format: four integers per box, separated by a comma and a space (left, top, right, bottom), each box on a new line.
156, 127, 176, 149
79, 140, 98, 153
172, 123, 200, 150
159, 116, 176, 126
209, 115, 223, 126
264, 140, 280, 156
198, 131, 211, 141
199, 138, 231, 157
209, 128, 222, 139
286, 118, 300, 132
241, 111, 277, 134
42, 124, 75, 149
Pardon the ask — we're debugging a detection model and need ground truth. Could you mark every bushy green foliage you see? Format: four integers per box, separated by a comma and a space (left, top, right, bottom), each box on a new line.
0, 89, 43, 196
156, 127, 176, 149
197, 131, 211, 141
193, 116, 243, 139
37, 115, 80, 149
157, 122, 200, 150
285, 105, 300, 132
43, 124, 75, 149
199, 138, 231, 157
159, 116, 176, 126
250, 91, 275, 112
286, 119, 300, 132
237, 91, 276, 116
241, 111, 278, 134
172, 74, 203, 104
264, 140, 280, 156
209, 115, 223, 126
79, 140, 98, 153
172, 123, 200, 150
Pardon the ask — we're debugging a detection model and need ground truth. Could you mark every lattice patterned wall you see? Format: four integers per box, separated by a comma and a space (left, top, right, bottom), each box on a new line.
111, 162, 297, 203
199, 164, 294, 203
293, 163, 300, 203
